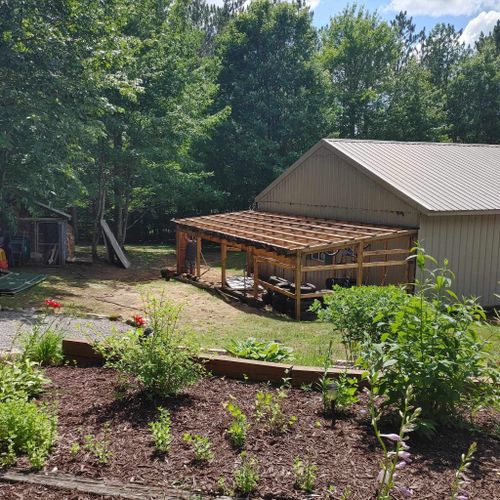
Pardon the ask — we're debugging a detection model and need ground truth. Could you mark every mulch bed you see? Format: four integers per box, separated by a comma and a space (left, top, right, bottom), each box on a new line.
5, 366, 499, 499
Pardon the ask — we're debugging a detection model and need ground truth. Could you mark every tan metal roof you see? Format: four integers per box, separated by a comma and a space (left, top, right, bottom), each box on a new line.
174, 210, 416, 254
323, 139, 500, 214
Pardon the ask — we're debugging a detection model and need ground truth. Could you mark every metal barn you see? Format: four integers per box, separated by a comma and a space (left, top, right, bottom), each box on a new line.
256, 139, 500, 307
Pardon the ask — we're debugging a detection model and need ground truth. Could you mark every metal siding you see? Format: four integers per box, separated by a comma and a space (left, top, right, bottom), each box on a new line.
258, 148, 419, 227
419, 215, 500, 306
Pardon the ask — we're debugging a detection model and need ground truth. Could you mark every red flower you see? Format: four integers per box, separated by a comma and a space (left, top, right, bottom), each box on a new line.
132, 314, 146, 327
44, 299, 61, 308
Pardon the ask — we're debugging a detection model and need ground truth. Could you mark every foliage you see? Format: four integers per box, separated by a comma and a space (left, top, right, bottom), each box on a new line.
366, 378, 421, 500
0, 399, 57, 468
83, 429, 112, 465
226, 337, 294, 363
182, 433, 214, 462
203, 0, 329, 208
0, 359, 48, 403
234, 451, 259, 494
312, 285, 407, 361
224, 399, 248, 448
95, 298, 205, 397
360, 247, 500, 429
293, 456, 317, 493
149, 407, 173, 453
254, 389, 296, 433
20, 328, 64, 367
450, 441, 477, 500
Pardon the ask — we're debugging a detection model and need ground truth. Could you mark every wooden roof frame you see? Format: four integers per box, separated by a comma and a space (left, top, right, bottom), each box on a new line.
174, 210, 417, 256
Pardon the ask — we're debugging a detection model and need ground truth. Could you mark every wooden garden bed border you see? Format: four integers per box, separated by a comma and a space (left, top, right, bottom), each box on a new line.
62, 339, 366, 388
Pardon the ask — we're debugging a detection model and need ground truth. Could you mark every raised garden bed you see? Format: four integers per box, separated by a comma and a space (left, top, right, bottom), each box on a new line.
2, 366, 498, 499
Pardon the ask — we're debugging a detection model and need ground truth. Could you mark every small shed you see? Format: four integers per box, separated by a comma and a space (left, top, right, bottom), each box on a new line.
256, 139, 500, 306
174, 211, 417, 319
16, 202, 73, 266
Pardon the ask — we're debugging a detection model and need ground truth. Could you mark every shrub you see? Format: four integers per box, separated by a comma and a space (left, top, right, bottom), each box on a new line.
0, 399, 57, 468
361, 248, 500, 430
312, 285, 407, 360
234, 452, 259, 494
226, 337, 294, 362
95, 298, 205, 397
149, 407, 173, 453
224, 400, 248, 448
183, 433, 213, 462
293, 457, 317, 493
83, 429, 112, 465
21, 327, 64, 367
0, 359, 48, 403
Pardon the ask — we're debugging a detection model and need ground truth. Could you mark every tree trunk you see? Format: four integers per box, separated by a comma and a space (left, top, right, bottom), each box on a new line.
91, 153, 107, 259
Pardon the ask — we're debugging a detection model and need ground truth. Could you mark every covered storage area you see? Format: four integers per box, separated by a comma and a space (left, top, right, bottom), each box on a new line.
174, 211, 417, 320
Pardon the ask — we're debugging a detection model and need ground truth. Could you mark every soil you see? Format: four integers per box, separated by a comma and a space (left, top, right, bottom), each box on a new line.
3, 367, 499, 500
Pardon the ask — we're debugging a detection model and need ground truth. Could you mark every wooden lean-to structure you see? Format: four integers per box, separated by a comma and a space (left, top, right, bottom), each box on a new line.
174, 210, 417, 320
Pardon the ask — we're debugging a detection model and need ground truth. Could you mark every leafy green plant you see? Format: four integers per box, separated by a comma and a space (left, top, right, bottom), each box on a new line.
361, 247, 499, 429
224, 399, 248, 448
83, 428, 112, 465
366, 374, 420, 500
234, 452, 259, 494
293, 456, 317, 493
226, 337, 294, 362
20, 327, 64, 367
95, 298, 205, 397
149, 407, 173, 453
312, 285, 407, 361
70, 442, 81, 456
450, 441, 477, 500
0, 359, 48, 403
255, 389, 296, 433
0, 399, 57, 468
316, 342, 358, 414
183, 433, 214, 462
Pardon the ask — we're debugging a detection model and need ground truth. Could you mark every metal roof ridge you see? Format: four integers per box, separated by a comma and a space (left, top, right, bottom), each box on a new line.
324, 138, 500, 147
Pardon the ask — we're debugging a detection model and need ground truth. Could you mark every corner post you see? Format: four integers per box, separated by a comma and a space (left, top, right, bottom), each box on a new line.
295, 251, 302, 321
221, 240, 227, 288
253, 255, 259, 299
196, 236, 202, 278
357, 242, 364, 286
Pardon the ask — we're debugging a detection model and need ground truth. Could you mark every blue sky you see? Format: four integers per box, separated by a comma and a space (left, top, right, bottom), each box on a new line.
309, 0, 500, 46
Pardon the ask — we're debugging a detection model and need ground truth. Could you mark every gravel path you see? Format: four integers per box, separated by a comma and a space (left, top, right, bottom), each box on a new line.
0, 310, 128, 352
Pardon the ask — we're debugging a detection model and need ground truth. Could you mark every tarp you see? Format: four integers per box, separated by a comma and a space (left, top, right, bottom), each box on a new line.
0, 270, 46, 296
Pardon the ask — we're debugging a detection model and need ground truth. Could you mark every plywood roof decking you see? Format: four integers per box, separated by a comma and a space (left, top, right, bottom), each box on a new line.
174, 211, 415, 254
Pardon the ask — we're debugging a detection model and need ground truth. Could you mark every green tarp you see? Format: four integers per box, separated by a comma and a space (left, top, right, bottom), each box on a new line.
0, 271, 46, 296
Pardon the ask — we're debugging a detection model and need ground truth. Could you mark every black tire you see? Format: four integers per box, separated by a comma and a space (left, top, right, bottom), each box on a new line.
268, 275, 286, 286
272, 294, 288, 313
289, 282, 317, 294
262, 290, 273, 305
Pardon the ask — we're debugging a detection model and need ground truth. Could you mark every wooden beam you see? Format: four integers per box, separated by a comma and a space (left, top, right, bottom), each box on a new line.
258, 279, 296, 299
362, 260, 407, 268
357, 241, 364, 286
364, 248, 409, 257
221, 240, 227, 287
253, 256, 259, 299
302, 262, 359, 272
196, 237, 202, 278
256, 255, 296, 270
295, 251, 302, 321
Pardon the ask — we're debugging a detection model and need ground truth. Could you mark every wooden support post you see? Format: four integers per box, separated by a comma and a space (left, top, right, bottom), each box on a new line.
196, 237, 202, 278
357, 242, 364, 286
295, 251, 302, 321
176, 230, 181, 274
221, 240, 227, 288
253, 256, 259, 299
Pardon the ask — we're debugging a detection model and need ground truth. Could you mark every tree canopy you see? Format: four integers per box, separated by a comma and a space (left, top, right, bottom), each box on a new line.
1, 1, 498, 245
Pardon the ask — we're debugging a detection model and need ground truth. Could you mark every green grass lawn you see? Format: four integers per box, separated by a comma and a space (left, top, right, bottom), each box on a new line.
1, 244, 498, 366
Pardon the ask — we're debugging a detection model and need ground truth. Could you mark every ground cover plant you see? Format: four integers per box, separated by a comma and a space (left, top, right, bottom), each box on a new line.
11, 365, 498, 499
0, 359, 48, 403
226, 337, 294, 362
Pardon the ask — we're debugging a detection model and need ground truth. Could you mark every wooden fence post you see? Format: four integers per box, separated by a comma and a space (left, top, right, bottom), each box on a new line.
295, 251, 302, 321
221, 240, 227, 288
357, 242, 364, 286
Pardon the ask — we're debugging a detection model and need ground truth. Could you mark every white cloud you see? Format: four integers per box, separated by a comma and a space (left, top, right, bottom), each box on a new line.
385, 0, 500, 17
460, 10, 500, 45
